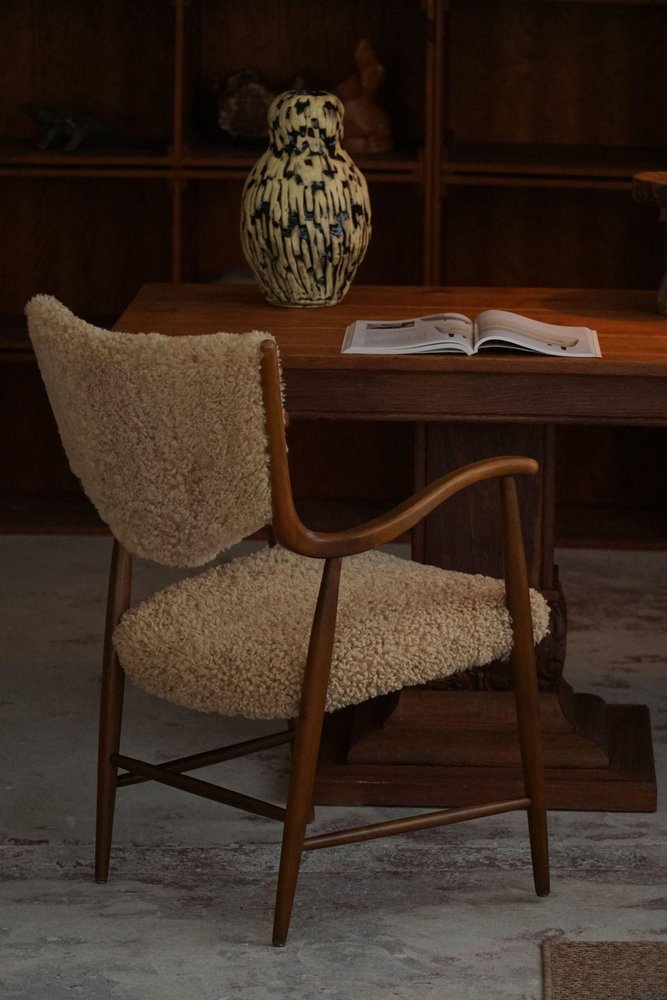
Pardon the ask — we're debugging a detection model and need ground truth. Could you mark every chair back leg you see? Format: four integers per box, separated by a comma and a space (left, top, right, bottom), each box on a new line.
273, 557, 342, 947
501, 477, 550, 897
510, 636, 550, 896
95, 541, 132, 883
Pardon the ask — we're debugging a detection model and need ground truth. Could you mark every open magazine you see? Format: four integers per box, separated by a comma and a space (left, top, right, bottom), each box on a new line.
341, 309, 601, 358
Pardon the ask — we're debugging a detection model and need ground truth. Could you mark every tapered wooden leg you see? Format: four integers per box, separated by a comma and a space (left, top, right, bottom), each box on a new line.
511, 640, 550, 896
95, 653, 125, 882
501, 477, 550, 897
95, 541, 132, 884
273, 557, 342, 947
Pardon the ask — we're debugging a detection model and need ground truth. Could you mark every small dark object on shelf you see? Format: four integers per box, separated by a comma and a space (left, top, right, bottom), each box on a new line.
196, 71, 306, 147
216, 71, 276, 143
334, 39, 392, 155
21, 104, 115, 152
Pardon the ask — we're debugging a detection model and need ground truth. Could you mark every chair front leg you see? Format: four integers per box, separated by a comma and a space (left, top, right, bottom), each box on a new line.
500, 477, 550, 898
95, 540, 132, 883
273, 556, 342, 947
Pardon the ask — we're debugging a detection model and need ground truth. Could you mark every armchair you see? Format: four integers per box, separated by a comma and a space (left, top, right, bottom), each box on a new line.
26, 295, 550, 946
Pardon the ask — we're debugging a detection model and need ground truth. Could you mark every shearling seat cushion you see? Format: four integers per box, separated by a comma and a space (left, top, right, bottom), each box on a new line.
113, 545, 550, 720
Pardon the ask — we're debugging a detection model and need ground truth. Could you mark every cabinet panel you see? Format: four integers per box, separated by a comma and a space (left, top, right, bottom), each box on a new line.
557, 426, 667, 510
442, 185, 662, 288
0, 364, 78, 495
555, 425, 667, 547
0, 177, 173, 318
357, 185, 425, 285
182, 179, 247, 283
288, 421, 415, 529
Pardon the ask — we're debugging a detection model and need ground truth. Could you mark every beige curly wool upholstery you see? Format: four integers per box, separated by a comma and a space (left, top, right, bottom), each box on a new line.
25, 295, 274, 566
27, 295, 550, 723
113, 545, 550, 719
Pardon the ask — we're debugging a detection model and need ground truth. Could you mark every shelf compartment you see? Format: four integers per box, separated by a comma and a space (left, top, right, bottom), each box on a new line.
447, 1, 667, 150
185, 0, 426, 157
0, 139, 172, 169
0, 177, 173, 317
441, 185, 662, 289
1, 1, 175, 158
357, 185, 425, 285
180, 179, 249, 284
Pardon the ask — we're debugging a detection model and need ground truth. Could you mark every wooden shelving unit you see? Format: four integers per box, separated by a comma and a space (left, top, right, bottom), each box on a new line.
2, 0, 667, 544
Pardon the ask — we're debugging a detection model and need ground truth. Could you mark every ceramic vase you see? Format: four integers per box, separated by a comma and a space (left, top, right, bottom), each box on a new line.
240, 90, 371, 308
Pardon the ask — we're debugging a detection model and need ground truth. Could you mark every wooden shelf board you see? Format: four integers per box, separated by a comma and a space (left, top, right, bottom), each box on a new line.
444, 143, 667, 182
180, 142, 423, 181
0, 139, 172, 168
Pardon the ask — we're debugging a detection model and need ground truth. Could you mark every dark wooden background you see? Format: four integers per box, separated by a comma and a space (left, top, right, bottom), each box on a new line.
2, 0, 667, 546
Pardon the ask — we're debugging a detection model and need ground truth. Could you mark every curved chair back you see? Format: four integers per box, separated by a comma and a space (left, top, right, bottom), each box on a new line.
26, 295, 275, 566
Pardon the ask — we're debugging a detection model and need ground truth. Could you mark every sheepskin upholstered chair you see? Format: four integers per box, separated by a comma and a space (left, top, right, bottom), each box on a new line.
26, 294, 551, 946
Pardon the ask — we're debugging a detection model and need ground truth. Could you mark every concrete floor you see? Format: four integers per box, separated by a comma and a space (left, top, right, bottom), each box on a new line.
1, 537, 666, 1000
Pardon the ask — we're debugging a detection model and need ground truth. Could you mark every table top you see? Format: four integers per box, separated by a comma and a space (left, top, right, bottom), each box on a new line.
115, 284, 667, 425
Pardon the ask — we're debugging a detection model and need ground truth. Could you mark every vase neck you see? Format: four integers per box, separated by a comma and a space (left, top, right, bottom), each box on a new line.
268, 90, 344, 156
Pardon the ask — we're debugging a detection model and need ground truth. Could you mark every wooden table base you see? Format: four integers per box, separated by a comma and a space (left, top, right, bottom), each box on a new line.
114, 284, 664, 814
314, 690, 656, 812
314, 420, 657, 812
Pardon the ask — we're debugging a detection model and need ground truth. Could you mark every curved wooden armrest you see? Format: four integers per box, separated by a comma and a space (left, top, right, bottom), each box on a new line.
276, 455, 538, 559
274, 456, 538, 558
260, 339, 538, 559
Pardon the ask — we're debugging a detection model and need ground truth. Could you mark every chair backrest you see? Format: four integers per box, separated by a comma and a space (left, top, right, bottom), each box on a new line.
26, 295, 276, 567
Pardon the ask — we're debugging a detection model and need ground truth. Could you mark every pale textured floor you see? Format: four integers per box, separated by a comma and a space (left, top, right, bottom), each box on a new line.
1, 538, 666, 1000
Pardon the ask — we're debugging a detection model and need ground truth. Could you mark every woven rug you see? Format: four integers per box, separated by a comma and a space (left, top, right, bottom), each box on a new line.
543, 941, 667, 1000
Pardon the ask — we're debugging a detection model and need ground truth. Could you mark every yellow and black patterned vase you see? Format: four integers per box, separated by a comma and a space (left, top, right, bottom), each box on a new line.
240, 90, 371, 308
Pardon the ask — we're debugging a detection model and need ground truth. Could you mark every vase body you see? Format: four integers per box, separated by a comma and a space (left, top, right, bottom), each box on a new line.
240, 91, 371, 308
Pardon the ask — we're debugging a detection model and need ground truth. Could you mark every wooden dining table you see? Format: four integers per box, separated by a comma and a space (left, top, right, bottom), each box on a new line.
115, 283, 667, 811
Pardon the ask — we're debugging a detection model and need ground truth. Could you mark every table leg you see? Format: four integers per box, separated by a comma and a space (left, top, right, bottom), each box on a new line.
315, 422, 656, 811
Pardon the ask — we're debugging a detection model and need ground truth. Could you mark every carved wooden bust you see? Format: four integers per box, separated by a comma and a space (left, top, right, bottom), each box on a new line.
334, 39, 393, 155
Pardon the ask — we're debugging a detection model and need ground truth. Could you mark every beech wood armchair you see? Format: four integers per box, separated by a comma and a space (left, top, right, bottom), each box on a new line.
26, 295, 550, 946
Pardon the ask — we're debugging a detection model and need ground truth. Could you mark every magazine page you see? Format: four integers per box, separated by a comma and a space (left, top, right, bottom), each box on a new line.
473, 310, 601, 357
342, 313, 475, 354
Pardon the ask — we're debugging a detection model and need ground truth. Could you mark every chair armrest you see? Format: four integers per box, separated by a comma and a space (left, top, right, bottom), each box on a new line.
276, 455, 538, 558
259, 340, 538, 560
